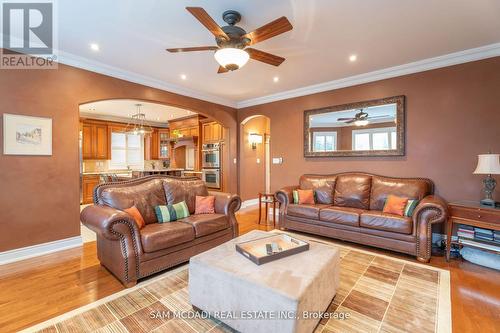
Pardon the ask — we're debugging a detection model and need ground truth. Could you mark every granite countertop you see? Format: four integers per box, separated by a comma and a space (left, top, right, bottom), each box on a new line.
82, 170, 133, 175
134, 168, 184, 172
83, 168, 194, 175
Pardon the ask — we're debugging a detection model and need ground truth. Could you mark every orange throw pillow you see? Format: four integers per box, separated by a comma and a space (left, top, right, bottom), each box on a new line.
124, 206, 146, 229
297, 189, 315, 204
195, 195, 215, 214
383, 195, 409, 216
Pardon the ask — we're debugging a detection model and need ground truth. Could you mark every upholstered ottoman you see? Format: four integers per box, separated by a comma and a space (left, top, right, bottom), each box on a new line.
189, 230, 340, 333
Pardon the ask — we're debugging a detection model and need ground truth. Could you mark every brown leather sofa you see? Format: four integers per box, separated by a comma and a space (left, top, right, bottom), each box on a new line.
81, 176, 241, 287
276, 173, 447, 262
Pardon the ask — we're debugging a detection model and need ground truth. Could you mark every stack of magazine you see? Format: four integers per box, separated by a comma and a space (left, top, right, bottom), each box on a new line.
457, 225, 500, 252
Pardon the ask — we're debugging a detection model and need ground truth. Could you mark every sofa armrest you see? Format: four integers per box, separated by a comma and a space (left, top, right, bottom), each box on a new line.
81, 205, 142, 245
413, 195, 448, 262
209, 191, 242, 237
275, 185, 299, 208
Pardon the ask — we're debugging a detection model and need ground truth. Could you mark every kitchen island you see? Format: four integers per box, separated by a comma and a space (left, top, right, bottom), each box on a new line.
131, 168, 200, 178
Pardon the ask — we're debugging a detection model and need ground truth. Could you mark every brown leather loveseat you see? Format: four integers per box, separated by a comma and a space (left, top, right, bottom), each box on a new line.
81, 176, 241, 287
276, 173, 447, 262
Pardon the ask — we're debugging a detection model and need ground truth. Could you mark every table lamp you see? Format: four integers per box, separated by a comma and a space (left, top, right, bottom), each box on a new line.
473, 153, 500, 206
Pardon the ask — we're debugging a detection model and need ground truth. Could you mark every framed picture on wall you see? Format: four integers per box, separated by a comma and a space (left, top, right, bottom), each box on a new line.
3, 114, 52, 155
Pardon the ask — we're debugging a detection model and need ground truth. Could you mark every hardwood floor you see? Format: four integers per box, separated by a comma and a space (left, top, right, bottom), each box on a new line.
0, 207, 499, 332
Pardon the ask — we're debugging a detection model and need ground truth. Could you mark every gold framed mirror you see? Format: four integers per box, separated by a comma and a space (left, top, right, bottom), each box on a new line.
304, 96, 405, 157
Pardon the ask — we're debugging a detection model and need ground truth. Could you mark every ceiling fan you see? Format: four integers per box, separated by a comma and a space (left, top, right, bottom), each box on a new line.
166, 7, 293, 73
337, 109, 391, 126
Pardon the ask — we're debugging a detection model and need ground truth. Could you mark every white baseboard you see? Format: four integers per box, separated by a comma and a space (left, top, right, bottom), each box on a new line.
0, 236, 83, 265
240, 198, 259, 209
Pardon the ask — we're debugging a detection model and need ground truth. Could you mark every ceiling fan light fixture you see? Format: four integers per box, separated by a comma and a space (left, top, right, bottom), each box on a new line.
214, 48, 249, 71
354, 120, 369, 126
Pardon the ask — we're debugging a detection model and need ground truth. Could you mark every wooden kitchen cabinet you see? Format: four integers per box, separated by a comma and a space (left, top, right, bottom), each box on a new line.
144, 129, 159, 160
158, 129, 170, 159
94, 124, 108, 159
189, 126, 198, 137
82, 174, 100, 204
82, 121, 108, 160
202, 122, 223, 142
82, 123, 94, 159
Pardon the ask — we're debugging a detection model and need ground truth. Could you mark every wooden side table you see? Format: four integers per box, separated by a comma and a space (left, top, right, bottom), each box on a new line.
446, 201, 500, 261
258, 193, 279, 227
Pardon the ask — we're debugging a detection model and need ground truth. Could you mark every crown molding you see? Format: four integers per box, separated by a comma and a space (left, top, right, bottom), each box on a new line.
56, 51, 237, 108
4, 34, 499, 110
236, 43, 500, 108
79, 112, 169, 127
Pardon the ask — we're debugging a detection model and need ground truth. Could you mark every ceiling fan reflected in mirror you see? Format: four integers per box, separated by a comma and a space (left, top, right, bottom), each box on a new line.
166, 7, 293, 73
337, 109, 392, 126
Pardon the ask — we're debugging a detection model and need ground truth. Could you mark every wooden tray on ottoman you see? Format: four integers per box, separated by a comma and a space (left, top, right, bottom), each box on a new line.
235, 233, 309, 265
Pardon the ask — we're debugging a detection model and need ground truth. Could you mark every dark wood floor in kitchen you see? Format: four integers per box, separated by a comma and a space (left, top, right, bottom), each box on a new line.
0, 207, 499, 333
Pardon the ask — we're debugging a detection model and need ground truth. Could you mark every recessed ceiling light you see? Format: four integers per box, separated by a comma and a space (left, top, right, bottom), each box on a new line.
349, 54, 357, 62
90, 43, 99, 51
180, 74, 187, 80
273, 76, 279, 83
156, 117, 160, 121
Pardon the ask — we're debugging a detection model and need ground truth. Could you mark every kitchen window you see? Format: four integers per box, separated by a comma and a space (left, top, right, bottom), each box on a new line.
109, 132, 144, 169
352, 127, 397, 150
312, 131, 337, 152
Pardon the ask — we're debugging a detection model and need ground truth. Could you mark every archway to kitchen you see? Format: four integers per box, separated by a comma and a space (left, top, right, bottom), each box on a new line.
239, 115, 271, 204
78, 98, 229, 240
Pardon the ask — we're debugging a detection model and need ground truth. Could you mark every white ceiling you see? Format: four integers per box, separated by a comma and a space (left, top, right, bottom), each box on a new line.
56, 1, 500, 106
80, 99, 194, 124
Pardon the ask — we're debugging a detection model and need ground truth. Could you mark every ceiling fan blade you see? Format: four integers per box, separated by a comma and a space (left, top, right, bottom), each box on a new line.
246, 48, 285, 66
345, 119, 357, 124
166, 46, 218, 53
243, 16, 293, 45
186, 7, 229, 40
217, 66, 229, 74
366, 115, 392, 119
337, 117, 355, 121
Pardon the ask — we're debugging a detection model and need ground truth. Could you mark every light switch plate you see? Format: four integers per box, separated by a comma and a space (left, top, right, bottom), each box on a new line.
233, 158, 237, 164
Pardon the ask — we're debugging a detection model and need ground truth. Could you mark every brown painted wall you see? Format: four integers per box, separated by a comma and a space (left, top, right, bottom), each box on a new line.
238, 57, 500, 202
239, 116, 270, 200
0, 64, 237, 252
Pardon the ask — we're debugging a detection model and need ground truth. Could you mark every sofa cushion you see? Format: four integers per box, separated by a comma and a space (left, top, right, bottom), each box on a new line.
195, 195, 215, 214
299, 175, 336, 204
319, 207, 365, 227
360, 211, 413, 234
297, 189, 315, 204
382, 195, 408, 216
334, 174, 372, 209
163, 179, 208, 214
287, 204, 329, 220
140, 222, 195, 253
370, 176, 432, 211
155, 201, 190, 222
99, 178, 166, 225
179, 213, 229, 238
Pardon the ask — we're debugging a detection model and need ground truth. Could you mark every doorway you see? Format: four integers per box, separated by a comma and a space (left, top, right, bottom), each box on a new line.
239, 115, 271, 202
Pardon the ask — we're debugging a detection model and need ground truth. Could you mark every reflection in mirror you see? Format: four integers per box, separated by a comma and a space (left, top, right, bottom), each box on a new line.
304, 96, 405, 157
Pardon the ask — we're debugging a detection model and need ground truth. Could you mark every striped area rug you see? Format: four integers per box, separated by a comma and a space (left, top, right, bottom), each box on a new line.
23, 233, 451, 333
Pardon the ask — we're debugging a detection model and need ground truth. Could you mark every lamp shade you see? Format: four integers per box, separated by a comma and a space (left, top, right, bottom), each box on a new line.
214, 48, 249, 70
473, 154, 500, 175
